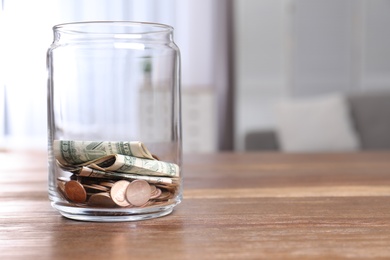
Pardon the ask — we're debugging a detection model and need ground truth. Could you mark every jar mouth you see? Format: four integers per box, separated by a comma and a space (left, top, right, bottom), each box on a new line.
53, 21, 173, 37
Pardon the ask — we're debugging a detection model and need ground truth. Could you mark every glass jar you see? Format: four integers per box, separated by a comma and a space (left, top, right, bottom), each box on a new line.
47, 21, 182, 222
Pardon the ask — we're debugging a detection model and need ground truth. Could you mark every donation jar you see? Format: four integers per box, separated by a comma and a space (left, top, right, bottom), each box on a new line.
47, 21, 182, 221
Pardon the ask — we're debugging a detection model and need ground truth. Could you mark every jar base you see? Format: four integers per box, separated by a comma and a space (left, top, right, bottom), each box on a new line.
51, 201, 177, 222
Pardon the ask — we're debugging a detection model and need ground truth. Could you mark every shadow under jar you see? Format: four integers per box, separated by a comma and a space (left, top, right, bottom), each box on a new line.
47, 21, 182, 222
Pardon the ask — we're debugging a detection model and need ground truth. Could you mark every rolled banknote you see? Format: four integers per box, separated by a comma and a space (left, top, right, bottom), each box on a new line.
74, 166, 177, 185
89, 154, 180, 177
53, 140, 155, 166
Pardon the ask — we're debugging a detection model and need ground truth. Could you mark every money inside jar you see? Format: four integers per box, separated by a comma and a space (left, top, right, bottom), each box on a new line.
54, 140, 180, 208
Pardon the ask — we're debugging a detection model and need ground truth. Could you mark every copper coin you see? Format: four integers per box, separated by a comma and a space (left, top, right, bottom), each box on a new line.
83, 184, 109, 192
139, 200, 154, 208
88, 192, 117, 208
89, 183, 110, 191
99, 181, 115, 188
64, 180, 87, 203
150, 184, 157, 194
125, 180, 151, 207
57, 181, 67, 199
156, 190, 172, 200
91, 184, 110, 191
110, 180, 131, 207
150, 187, 162, 199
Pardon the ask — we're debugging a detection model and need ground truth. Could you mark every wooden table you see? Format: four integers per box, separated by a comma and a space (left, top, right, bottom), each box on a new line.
1, 150, 390, 259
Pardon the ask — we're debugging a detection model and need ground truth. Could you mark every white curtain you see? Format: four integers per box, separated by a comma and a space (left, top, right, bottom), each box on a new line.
0, 0, 232, 149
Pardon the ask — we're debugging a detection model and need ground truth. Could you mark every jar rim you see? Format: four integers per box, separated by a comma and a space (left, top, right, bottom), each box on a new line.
53, 21, 173, 36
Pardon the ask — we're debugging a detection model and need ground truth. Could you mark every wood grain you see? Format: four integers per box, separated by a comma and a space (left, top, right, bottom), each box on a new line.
1, 150, 390, 259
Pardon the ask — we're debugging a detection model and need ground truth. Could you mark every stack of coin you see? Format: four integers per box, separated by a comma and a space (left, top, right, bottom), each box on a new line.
57, 177, 175, 208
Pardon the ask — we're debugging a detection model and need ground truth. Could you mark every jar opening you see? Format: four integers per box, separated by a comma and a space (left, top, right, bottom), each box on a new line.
53, 21, 173, 36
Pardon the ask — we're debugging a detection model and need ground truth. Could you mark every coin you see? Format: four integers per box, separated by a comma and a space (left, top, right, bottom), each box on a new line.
150, 184, 157, 194
110, 180, 131, 207
64, 180, 87, 203
150, 187, 162, 199
99, 181, 115, 188
155, 190, 172, 200
90, 184, 110, 191
125, 180, 151, 207
91, 184, 110, 191
57, 181, 67, 199
88, 192, 117, 208
139, 200, 154, 208
83, 184, 109, 192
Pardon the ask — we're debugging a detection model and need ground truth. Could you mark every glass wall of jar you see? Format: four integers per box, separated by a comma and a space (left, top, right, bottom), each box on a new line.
47, 21, 182, 222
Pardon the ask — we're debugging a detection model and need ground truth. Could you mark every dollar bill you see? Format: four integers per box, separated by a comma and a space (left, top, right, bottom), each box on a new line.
53, 140, 155, 166
89, 154, 180, 177
75, 166, 177, 185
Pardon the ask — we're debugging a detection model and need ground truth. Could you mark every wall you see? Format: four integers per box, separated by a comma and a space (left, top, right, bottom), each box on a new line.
0, 0, 220, 152
234, 0, 390, 150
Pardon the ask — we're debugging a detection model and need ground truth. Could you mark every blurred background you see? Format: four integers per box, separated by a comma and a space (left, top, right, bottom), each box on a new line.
1, 0, 389, 153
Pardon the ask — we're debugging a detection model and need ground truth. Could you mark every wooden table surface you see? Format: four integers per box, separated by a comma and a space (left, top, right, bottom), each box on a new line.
1, 150, 390, 259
